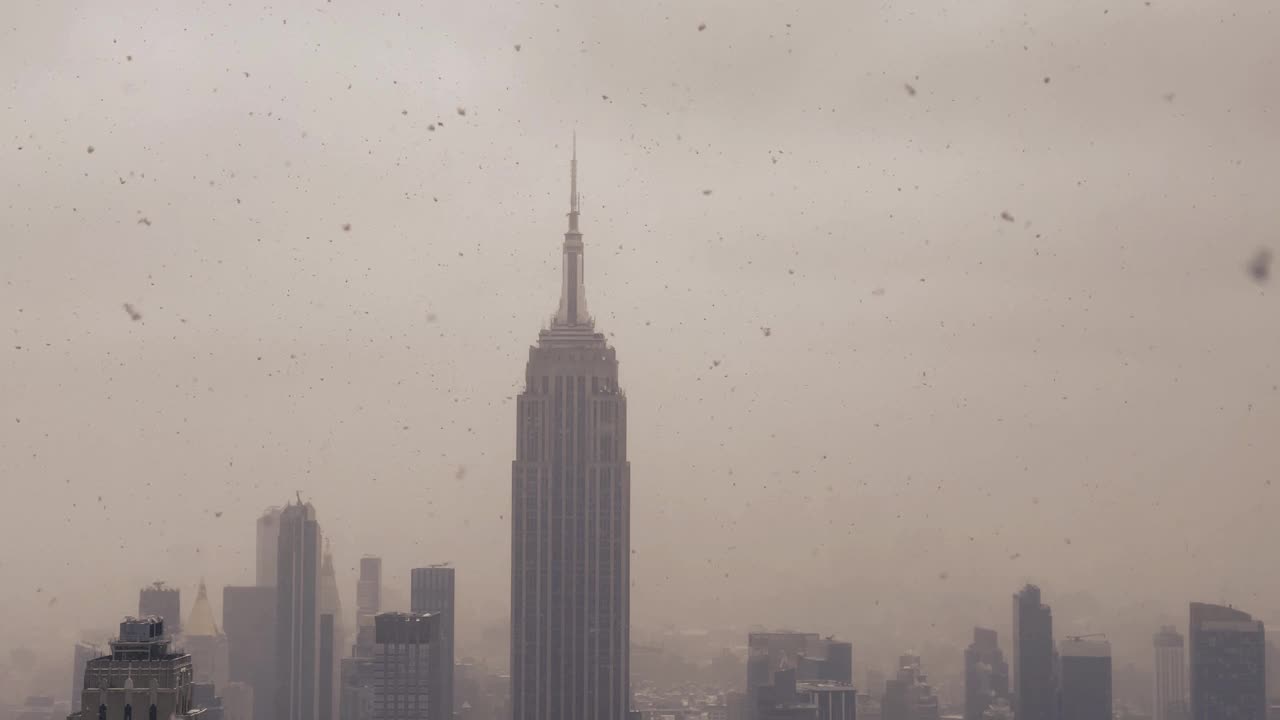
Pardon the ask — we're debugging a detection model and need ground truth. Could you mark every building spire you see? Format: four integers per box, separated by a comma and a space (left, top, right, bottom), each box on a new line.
569, 131, 580, 232
554, 136, 590, 327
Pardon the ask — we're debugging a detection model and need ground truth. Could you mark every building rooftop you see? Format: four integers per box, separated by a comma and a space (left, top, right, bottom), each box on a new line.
374, 611, 439, 645
1060, 638, 1111, 658
118, 616, 167, 641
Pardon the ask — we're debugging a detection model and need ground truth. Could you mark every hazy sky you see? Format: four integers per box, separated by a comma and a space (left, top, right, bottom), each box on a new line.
2, 0, 1278, 692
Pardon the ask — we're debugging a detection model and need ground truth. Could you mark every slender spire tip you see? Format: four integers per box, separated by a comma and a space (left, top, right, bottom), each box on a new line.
570, 133, 579, 215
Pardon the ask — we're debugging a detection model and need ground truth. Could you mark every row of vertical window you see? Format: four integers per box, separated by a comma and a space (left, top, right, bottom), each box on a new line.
96, 706, 157, 720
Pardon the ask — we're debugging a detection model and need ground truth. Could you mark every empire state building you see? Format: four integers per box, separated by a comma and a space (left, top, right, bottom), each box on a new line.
511, 144, 631, 720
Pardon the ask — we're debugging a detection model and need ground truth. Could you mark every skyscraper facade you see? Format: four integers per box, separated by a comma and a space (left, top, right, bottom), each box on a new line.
1012, 584, 1055, 720
139, 581, 182, 636
411, 566, 455, 720
964, 627, 1009, 720
320, 614, 337, 720
356, 557, 383, 657
510, 145, 631, 720
1059, 637, 1112, 720
1188, 602, 1265, 720
343, 558, 384, 720
257, 507, 283, 588
276, 500, 322, 720
319, 546, 344, 720
372, 612, 440, 720
224, 585, 276, 720
1153, 625, 1187, 720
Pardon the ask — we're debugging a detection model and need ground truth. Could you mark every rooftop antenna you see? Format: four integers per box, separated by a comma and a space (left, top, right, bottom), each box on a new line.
571, 131, 579, 211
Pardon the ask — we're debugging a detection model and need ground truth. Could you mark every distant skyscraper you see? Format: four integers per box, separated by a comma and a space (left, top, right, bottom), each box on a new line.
224, 584, 276, 720
411, 566, 455, 720
258, 507, 283, 587
880, 654, 940, 720
865, 668, 886, 702
356, 557, 383, 657
747, 633, 857, 720
1013, 584, 1055, 720
69, 617, 201, 720
510, 143, 631, 720
1189, 602, 1265, 720
1154, 625, 1187, 720
344, 557, 383, 720
372, 612, 440, 720
70, 641, 103, 713
276, 499, 322, 720
186, 581, 230, 690
964, 627, 1009, 720
139, 581, 182, 636
1059, 637, 1112, 720
319, 545, 344, 720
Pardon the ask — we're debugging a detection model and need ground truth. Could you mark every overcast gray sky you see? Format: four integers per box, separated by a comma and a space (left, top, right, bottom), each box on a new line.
2, 0, 1278, 695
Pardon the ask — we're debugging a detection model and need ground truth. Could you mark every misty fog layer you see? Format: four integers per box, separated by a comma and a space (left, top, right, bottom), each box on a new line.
2, 0, 1278, 702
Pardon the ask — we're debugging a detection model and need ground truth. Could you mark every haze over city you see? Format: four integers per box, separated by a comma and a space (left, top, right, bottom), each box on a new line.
2, 0, 1278, 717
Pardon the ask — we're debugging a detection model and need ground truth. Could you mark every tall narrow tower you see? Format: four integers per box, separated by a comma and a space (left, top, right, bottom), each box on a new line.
511, 141, 631, 720
1013, 584, 1055, 720
276, 499, 322, 720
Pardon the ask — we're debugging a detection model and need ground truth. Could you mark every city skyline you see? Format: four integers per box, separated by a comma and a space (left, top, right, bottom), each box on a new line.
12, 145, 1280, 719
49, 489, 1280, 720
6, 0, 1280, 659
13, 142, 1280, 717
3, 1, 1280, 716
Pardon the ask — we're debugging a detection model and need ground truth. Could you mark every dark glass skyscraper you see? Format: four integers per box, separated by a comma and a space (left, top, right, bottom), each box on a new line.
1059, 637, 1112, 720
1188, 602, 1265, 720
510, 143, 631, 720
1013, 584, 1055, 720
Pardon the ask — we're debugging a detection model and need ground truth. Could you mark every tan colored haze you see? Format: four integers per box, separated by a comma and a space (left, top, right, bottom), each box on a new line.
1, 0, 1278, 702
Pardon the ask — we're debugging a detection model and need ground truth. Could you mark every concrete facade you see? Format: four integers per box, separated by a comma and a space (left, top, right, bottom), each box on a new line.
69, 617, 202, 720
